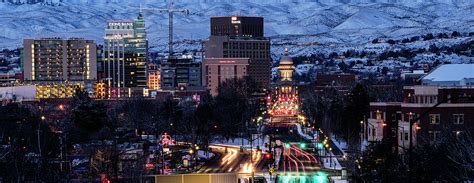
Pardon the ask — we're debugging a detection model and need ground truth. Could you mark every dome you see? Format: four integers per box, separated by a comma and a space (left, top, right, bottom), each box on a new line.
279, 48, 293, 66
279, 56, 294, 65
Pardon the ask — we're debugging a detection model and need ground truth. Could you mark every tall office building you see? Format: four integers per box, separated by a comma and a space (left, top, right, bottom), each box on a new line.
205, 16, 271, 87
211, 16, 264, 37
102, 12, 147, 97
23, 38, 97, 98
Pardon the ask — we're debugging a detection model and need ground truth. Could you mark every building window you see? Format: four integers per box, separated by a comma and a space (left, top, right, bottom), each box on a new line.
453, 114, 464, 124
428, 131, 441, 142
407, 113, 414, 121
405, 132, 409, 141
429, 114, 440, 124
376, 111, 382, 120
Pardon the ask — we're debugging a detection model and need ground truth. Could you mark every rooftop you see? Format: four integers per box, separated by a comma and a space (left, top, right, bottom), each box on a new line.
422, 64, 474, 82
106, 20, 134, 23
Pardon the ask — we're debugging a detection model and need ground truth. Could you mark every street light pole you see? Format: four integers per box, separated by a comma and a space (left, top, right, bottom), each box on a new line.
359, 121, 363, 152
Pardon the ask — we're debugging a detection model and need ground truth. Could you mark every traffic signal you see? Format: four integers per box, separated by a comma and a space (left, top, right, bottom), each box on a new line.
317, 143, 323, 149
264, 152, 272, 160
285, 143, 291, 148
300, 143, 306, 149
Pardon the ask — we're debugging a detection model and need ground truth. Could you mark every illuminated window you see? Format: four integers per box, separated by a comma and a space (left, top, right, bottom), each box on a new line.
429, 114, 440, 124
376, 111, 382, 120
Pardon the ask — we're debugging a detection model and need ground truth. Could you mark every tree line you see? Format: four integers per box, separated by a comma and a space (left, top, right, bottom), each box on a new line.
0, 76, 264, 182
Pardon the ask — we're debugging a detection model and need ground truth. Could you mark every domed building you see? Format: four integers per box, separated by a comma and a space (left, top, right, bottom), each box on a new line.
278, 48, 295, 81
269, 48, 299, 117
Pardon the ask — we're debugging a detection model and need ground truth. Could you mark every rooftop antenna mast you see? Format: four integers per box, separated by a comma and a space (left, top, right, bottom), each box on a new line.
139, 0, 189, 57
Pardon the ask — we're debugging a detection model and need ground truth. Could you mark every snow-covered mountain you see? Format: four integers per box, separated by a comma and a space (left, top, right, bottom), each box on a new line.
0, 0, 473, 54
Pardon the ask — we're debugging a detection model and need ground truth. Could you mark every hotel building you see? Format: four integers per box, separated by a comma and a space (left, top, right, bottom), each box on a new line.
23, 38, 97, 98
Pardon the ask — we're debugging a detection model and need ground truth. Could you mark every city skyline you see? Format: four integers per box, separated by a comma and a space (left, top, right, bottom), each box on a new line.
0, 1, 472, 183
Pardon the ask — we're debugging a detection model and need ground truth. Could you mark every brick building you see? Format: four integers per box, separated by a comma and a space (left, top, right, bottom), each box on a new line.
205, 16, 271, 88
202, 58, 249, 96
366, 64, 474, 152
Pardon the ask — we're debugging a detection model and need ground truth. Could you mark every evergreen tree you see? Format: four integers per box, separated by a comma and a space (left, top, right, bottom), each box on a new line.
0, 103, 60, 182
451, 31, 460, 37
341, 84, 369, 147
68, 89, 109, 144
214, 77, 259, 140
423, 33, 434, 41
387, 39, 396, 44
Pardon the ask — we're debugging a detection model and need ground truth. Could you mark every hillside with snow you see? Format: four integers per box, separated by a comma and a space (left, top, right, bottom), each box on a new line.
0, 0, 473, 55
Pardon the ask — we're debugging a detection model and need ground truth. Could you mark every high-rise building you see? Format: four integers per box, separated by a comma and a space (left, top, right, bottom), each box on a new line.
205, 16, 271, 87
101, 12, 147, 97
22, 38, 97, 98
211, 16, 264, 37
202, 58, 249, 96
23, 38, 97, 82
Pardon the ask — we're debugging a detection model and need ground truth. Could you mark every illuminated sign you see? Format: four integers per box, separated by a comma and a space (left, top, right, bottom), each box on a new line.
108, 22, 133, 27
145, 163, 155, 169
218, 60, 236, 64
161, 133, 175, 146
231, 16, 241, 24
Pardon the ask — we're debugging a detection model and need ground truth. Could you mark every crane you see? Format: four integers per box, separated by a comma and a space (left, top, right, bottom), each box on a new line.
139, 0, 189, 56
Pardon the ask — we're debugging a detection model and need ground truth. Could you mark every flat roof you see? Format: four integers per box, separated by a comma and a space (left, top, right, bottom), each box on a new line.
106, 20, 134, 23
422, 64, 474, 82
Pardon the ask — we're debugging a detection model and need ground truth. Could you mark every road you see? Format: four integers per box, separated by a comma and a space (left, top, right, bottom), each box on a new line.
269, 126, 321, 173
196, 145, 265, 174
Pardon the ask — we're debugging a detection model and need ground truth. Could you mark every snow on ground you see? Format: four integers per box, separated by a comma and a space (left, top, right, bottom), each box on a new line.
331, 135, 348, 153
322, 154, 343, 170
0, 0, 473, 54
196, 150, 215, 160
296, 124, 313, 141
297, 124, 344, 171
295, 64, 315, 76
211, 136, 269, 151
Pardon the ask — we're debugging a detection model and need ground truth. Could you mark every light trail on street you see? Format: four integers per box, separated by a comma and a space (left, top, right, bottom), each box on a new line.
196, 144, 264, 174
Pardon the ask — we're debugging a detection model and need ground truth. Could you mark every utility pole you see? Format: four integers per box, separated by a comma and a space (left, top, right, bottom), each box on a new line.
138, 1, 189, 56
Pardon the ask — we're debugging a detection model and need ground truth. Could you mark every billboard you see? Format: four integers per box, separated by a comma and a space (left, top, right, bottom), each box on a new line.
70, 155, 89, 173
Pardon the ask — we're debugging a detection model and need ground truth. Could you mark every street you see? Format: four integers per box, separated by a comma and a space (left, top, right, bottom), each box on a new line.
196, 145, 265, 174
